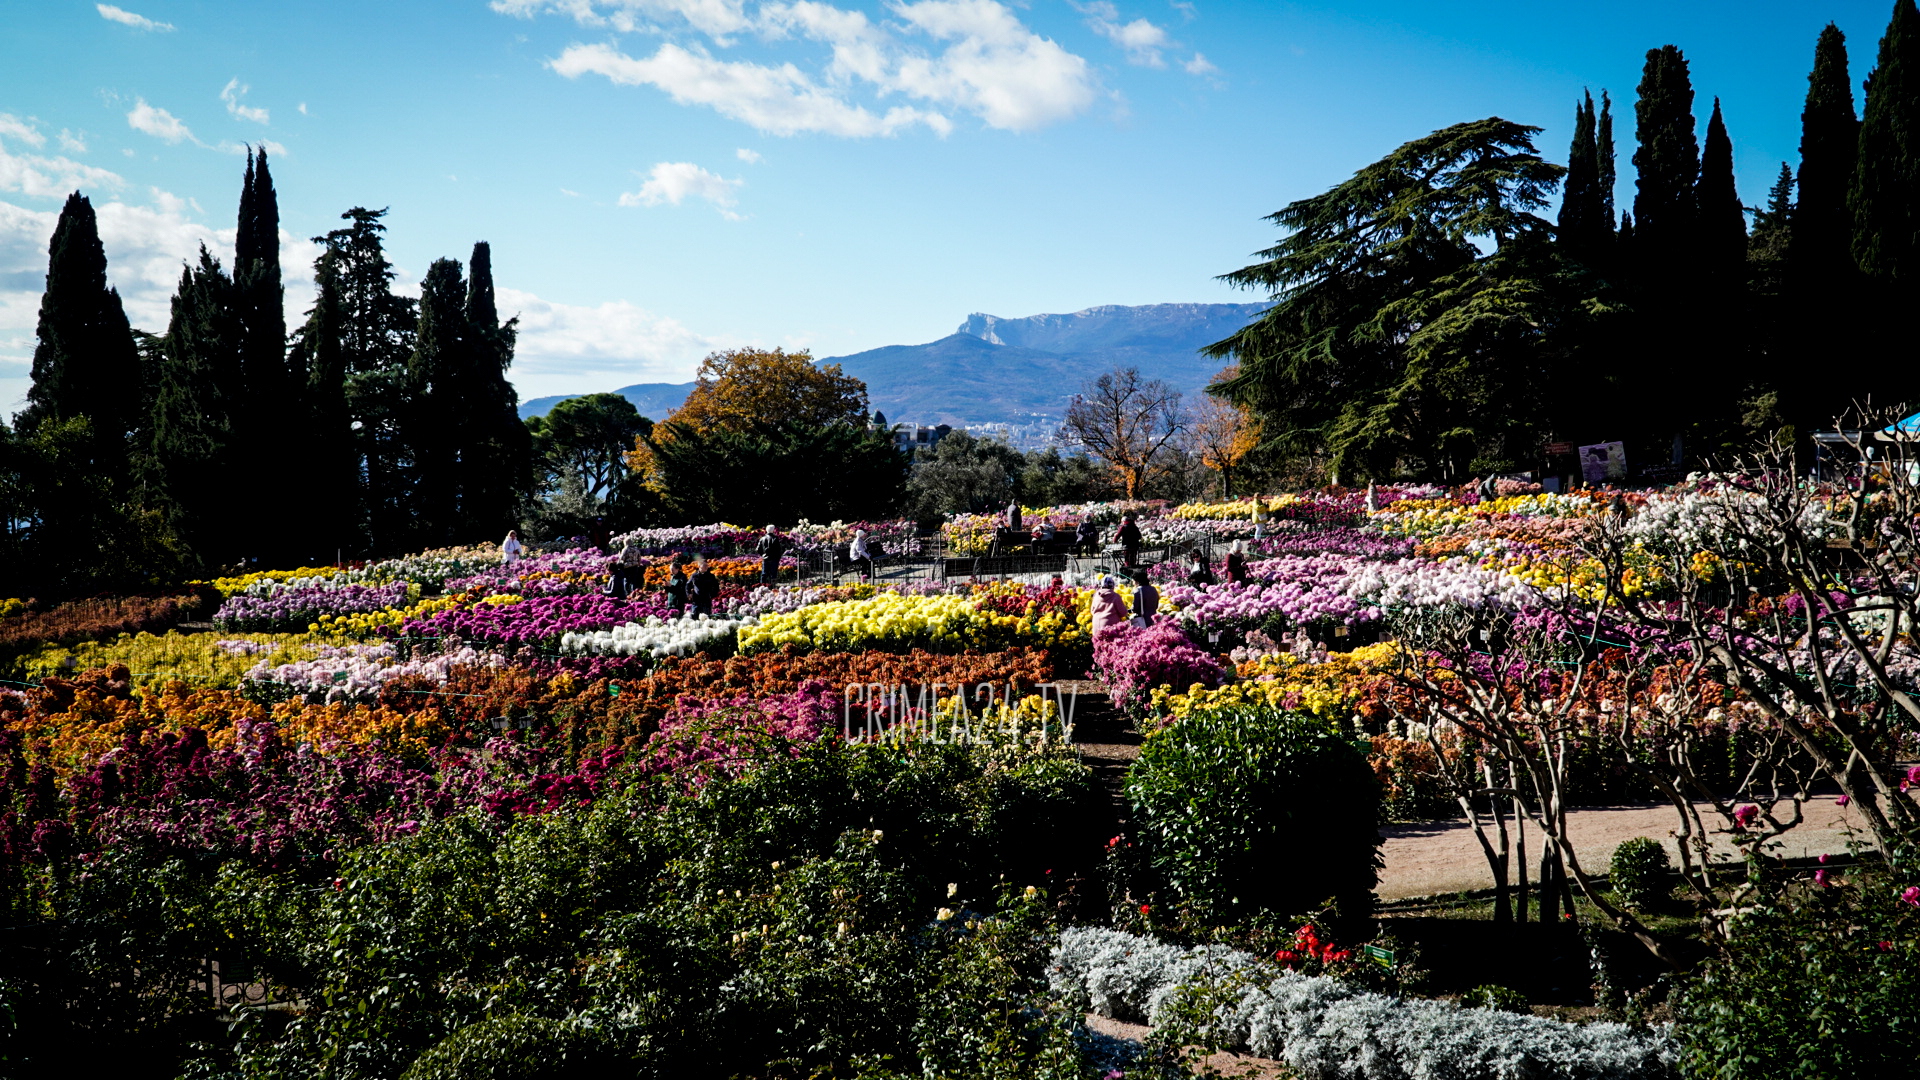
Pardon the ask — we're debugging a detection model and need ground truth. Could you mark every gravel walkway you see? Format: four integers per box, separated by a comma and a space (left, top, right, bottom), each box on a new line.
1377, 795, 1867, 900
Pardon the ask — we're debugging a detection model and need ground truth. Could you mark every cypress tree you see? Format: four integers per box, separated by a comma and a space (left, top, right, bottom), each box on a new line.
1750, 164, 1797, 265
455, 241, 531, 540
1559, 91, 1602, 259
1697, 98, 1748, 278
1852, 0, 1920, 280
408, 258, 469, 545
1597, 91, 1617, 232
1632, 45, 1700, 268
149, 247, 242, 568
233, 148, 292, 559
1796, 24, 1860, 276
291, 246, 361, 559
17, 192, 143, 464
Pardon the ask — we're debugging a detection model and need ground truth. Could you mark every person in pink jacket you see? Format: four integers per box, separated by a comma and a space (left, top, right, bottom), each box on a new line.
1089, 574, 1129, 637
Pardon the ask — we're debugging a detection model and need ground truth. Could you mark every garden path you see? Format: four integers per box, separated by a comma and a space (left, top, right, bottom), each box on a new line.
1376, 795, 1863, 900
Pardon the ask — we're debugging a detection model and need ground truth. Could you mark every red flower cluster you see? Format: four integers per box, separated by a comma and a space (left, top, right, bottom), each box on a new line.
1273, 923, 1351, 969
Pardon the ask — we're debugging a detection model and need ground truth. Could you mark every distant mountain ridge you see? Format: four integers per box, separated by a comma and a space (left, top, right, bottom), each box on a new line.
517, 301, 1270, 426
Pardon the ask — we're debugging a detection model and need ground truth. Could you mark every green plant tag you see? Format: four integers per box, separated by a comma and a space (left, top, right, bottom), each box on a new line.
1363, 943, 1395, 968
609, 683, 621, 697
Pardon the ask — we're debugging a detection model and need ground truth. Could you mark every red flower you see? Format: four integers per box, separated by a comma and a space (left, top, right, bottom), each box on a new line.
1139, 903, 1151, 916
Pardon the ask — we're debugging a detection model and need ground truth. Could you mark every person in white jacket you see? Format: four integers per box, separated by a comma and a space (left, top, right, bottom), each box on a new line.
502, 530, 524, 564
850, 528, 873, 581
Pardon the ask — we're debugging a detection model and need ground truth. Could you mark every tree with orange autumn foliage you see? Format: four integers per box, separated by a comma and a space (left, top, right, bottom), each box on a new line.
624, 348, 869, 483
1189, 366, 1264, 496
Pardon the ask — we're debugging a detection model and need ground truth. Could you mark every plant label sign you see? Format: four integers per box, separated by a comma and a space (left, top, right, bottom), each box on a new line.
1363, 943, 1395, 968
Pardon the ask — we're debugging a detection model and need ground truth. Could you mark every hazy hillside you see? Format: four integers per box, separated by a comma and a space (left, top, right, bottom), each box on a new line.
517, 301, 1269, 425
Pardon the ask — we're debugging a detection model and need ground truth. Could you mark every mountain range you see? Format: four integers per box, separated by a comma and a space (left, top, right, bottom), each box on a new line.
517, 301, 1271, 427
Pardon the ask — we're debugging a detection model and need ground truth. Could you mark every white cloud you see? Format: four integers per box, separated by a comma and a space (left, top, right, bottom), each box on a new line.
618, 161, 744, 217
0, 115, 46, 148
492, 0, 753, 38
736, 147, 761, 163
1169, 0, 1195, 20
1078, 2, 1168, 67
58, 129, 87, 153
0, 118, 124, 199
553, 41, 944, 137
221, 78, 271, 124
97, 4, 175, 32
495, 285, 727, 396
1183, 51, 1215, 75
127, 99, 193, 143
533, 0, 1095, 135
298, 102, 308, 115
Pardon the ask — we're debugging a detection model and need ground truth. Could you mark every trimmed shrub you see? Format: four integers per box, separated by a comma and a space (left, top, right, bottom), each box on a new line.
1609, 838, 1671, 911
1125, 705, 1380, 924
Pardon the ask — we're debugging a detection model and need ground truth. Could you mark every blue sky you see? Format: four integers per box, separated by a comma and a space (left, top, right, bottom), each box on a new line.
0, 0, 1899, 412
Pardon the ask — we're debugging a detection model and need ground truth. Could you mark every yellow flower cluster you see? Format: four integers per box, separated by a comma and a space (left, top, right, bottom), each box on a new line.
198, 566, 344, 599
738, 592, 1086, 655
310, 591, 521, 638
0, 597, 24, 620
14, 631, 331, 689
1153, 642, 1404, 722
1169, 495, 1301, 521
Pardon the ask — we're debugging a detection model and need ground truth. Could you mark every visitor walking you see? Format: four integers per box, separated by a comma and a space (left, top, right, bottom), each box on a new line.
665, 554, 691, 616
1089, 574, 1127, 637
613, 539, 645, 598
690, 555, 719, 617
502, 529, 523, 564
1007, 498, 1023, 535
757, 525, 784, 584
1224, 540, 1249, 584
850, 528, 873, 581
1128, 569, 1159, 627
1116, 514, 1142, 568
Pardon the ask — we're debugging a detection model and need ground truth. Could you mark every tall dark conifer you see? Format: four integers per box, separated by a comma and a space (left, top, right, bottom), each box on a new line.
1559, 91, 1604, 260
149, 247, 242, 568
1632, 46, 1700, 267
457, 241, 532, 540
407, 258, 469, 545
1796, 24, 1860, 276
17, 192, 143, 464
1697, 98, 1748, 277
233, 148, 291, 560
291, 247, 360, 558
1852, 0, 1920, 281
1597, 91, 1617, 232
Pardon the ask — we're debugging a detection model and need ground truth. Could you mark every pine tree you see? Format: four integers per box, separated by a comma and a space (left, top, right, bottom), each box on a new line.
1750, 164, 1797, 265
1796, 23, 1860, 276
291, 246, 362, 558
149, 247, 242, 567
1697, 98, 1748, 278
1853, 0, 1920, 280
17, 192, 143, 465
1632, 45, 1700, 267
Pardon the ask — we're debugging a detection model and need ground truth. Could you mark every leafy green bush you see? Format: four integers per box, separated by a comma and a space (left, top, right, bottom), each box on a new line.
1464, 984, 1531, 1013
197, 738, 1104, 1079
1675, 861, 1920, 1079
1124, 706, 1381, 926
1609, 837, 1671, 911
399, 1015, 613, 1080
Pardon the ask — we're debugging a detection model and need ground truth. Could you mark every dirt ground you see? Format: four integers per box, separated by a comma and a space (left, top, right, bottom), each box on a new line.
1377, 794, 1867, 900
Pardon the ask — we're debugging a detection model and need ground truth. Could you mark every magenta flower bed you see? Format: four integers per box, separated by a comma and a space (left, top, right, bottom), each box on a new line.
632, 680, 837, 781
1091, 618, 1225, 717
393, 594, 676, 650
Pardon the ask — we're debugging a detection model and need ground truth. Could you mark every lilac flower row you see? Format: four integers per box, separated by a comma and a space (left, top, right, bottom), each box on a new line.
393, 594, 677, 650
213, 581, 413, 633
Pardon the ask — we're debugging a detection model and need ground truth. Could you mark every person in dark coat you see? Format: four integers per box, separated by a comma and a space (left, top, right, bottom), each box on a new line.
665, 554, 691, 616
1186, 552, 1215, 588
756, 525, 785, 584
1223, 540, 1249, 584
1116, 514, 1142, 568
1075, 518, 1100, 555
1007, 499, 1023, 535
690, 555, 720, 617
